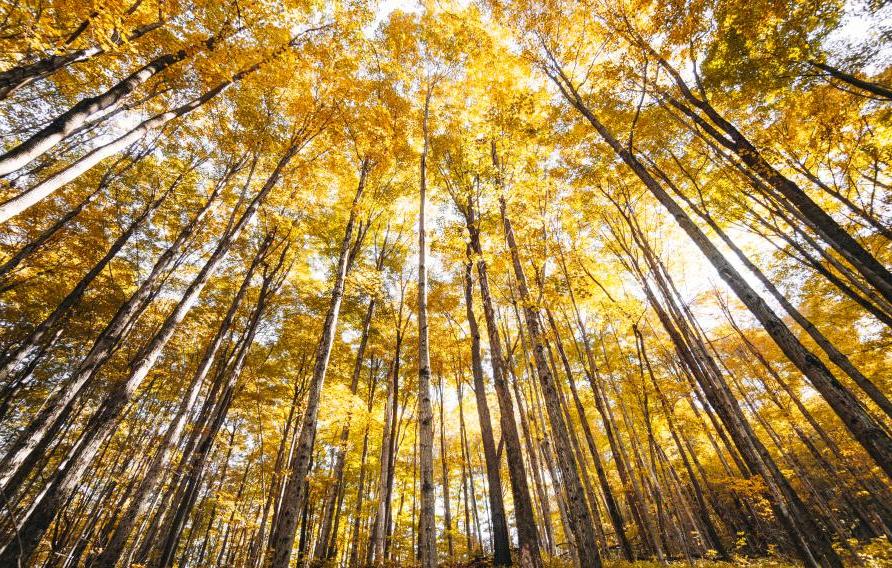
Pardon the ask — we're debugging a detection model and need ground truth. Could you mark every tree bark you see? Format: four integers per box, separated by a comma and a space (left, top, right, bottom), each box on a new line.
0, 143, 296, 566
0, 27, 317, 223
415, 86, 437, 568
348, 366, 378, 568
462, 256, 512, 566
634, 325, 728, 558
463, 195, 542, 568
496, 180, 601, 567
0, 21, 163, 100
546, 59, 892, 488
266, 159, 369, 568
0, 152, 131, 285
555, 313, 635, 561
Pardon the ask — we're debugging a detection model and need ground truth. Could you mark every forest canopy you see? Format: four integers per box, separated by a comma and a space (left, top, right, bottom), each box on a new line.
0, 0, 890, 567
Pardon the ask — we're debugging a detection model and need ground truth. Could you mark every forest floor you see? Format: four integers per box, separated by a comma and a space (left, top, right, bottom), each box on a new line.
601, 538, 892, 567
445, 539, 892, 568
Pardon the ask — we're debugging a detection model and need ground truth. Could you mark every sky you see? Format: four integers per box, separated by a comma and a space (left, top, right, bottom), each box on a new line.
366, 0, 422, 36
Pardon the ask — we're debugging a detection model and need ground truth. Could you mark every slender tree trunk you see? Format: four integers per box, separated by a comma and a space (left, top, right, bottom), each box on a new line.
266, 160, 369, 568
634, 325, 728, 558
437, 372, 454, 559
348, 367, 378, 568
556, 249, 637, 556
155, 283, 271, 568
462, 257, 512, 566
652, 162, 892, 419
648, 263, 839, 566
0, 22, 163, 100
808, 61, 892, 100
458, 373, 484, 553
372, 321, 404, 565
0, 144, 295, 566
249, 363, 307, 568
547, 62, 892, 490
0, 79, 232, 223
0, 48, 196, 177
314, 294, 375, 564
510, 287, 586, 559
0, 160, 238, 500
415, 86, 437, 568
613, 202, 843, 564
542, 321, 609, 554
0, 28, 312, 224
463, 196, 542, 568
555, 311, 635, 560
455, 377, 474, 556
0, 170, 183, 384
634, 45, 892, 303
507, 360, 556, 556
371, 362, 395, 564
93, 237, 272, 568
0, 152, 127, 285
496, 177, 601, 567
715, 296, 892, 531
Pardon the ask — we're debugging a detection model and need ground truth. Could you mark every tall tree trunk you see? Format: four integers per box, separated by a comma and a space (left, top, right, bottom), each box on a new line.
93, 236, 273, 568
314, 294, 376, 564
415, 86, 437, 568
541, 321, 609, 554
155, 267, 277, 568
0, 28, 313, 223
0, 169, 184, 384
248, 359, 308, 568
496, 176, 601, 567
609, 196, 844, 564
457, 373, 484, 553
0, 21, 163, 100
715, 294, 892, 532
553, 310, 634, 561
633, 325, 728, 558
437, 372, 454, 559
0, 47, 198, 177
0, 79, 231, 223
808, 61, 892, 101
456, 377, 473, 557
0, 144, 296, 566
371, 361, 395, 565
632, 42, 892, 303
546, 60, 892, 492
462, 256, 512, 566
266, 159, 369, 568
0, 160, 239, 500
510, 284, 590, 559
348, 366, 378, 568
555, 261, 635, 561
372, 318, 404, 565
651, 162, 892, 420
0, 151, 131, 285
642, 255, 839, 567
506, 356, 556, 556
463, 195, 542, 568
